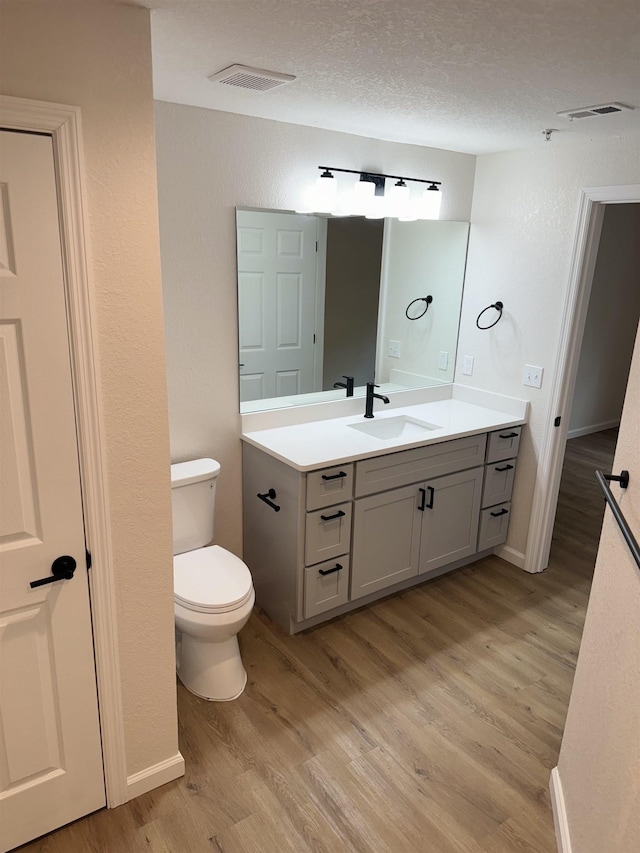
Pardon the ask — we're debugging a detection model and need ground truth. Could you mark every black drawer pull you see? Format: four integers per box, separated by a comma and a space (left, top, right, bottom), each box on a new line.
257, 489, 280, 512
425, 486, 434, 509
321, 471, 347, 481
319, 563, 343, 576
418, 488, 426, 511
320, 510, 346, 522
494, 464, 514, 472
490, 508, 509, 517
498, 431, 519, 439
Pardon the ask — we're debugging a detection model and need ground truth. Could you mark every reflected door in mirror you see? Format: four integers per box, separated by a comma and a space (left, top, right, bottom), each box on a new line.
237, 210, 318, 402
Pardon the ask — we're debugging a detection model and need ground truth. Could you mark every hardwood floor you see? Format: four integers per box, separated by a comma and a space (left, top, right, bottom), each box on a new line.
20, 431, 617, 853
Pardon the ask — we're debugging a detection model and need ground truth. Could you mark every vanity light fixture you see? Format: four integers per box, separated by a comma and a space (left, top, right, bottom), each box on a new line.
300, 167, 443, 220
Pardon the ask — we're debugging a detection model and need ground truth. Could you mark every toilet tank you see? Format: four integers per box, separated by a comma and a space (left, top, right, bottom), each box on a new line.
170, 458, 221, 555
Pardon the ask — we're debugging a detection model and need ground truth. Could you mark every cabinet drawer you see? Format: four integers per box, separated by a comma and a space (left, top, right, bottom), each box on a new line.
482, 459, 516, 508
306, 463, 354, 510
355, 433, 487, 498
478, 502, 511, 551
486, 427, 521, 463
304, 557, 350, 619
305, 502, 352, 566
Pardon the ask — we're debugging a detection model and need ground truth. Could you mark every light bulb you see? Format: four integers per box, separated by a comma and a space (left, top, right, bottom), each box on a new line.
419, 186, 442, 220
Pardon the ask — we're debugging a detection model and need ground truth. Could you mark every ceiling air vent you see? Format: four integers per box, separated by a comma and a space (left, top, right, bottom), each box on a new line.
557, 102, 634, 120
208, 64, 296, 91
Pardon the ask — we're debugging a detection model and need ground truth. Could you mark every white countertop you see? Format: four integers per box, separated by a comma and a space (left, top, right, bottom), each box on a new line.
242, 397, 527, 472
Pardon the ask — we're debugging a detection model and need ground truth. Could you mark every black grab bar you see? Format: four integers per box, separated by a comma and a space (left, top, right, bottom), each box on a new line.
595, 470, 639, 571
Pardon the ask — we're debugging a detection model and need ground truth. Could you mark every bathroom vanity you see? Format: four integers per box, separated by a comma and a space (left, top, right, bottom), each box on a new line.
242, 389, 526, 634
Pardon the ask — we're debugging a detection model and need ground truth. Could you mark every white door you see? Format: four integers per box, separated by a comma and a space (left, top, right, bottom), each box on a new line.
237, 210, 318, 402
0, 130, 104, 851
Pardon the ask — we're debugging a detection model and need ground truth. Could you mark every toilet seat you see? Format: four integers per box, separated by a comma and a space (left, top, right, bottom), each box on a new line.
174, 545, 253, 614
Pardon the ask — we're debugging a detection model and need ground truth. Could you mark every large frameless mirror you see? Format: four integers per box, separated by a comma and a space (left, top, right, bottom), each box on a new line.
236, 208, 469, 413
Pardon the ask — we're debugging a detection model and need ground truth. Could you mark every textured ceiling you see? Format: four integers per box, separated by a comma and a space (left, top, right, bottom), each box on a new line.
146, 0, 640, 154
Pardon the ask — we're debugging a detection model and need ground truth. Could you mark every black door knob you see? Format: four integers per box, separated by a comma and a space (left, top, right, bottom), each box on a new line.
30, 555, 77, 589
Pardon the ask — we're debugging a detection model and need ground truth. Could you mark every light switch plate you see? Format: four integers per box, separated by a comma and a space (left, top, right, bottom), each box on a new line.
463, 355, 474, 376
523, 364, 543, 388
438, 351, 448, 370
388, 340, 401, 358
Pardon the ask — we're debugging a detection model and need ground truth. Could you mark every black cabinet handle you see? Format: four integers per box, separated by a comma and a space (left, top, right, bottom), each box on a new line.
426, 486, 434, 509
320, 509, 345, 521
490, 508, 509, 517
30, 555, 77, 589
494, 464, 514, 472
321, 471, 347, 481
257, 489, 280, 512
319, 563, 343, 576
418, 488, 426, 511
498, 432, 519, 439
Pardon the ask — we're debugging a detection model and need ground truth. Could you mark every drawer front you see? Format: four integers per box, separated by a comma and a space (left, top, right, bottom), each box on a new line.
304, 557, 350, 619
305, 502, 352, 566
355, 433, 487, 497
482, 459, 516, 508
478, 502, 511, 551
306, 463, 354, 511
486, 427, 521, 463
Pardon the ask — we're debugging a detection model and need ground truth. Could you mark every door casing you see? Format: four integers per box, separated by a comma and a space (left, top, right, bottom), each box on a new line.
0, 95, 128, 806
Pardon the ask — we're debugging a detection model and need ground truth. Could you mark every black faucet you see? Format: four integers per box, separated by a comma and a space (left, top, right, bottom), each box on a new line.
333, 375, 355, 397
364, 382, 390, 418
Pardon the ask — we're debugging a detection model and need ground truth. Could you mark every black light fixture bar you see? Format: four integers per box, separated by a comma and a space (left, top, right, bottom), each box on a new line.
318, 166, 441, 188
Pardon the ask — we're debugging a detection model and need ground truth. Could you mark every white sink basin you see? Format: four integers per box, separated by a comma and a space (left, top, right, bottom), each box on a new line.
348, 415, 441, 440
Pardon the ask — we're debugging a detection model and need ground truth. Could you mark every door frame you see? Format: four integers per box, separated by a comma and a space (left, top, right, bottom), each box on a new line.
0, 95, 128, 805
525, 184, 640, 574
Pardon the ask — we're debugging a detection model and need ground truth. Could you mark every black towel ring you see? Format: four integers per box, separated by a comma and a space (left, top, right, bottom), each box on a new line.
405, 295, 433, 321
476, 301, 504, 330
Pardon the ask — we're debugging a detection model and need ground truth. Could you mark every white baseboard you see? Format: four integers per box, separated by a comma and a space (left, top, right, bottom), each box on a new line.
126, 752, 185, 801
494, 544, 526, 569
550, 767, 573, 853
567, 419, 619, 439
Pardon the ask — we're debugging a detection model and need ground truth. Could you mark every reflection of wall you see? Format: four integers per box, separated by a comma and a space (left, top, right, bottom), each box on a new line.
568, 203, 640, 437
1, 1, 179, 781
377, 220, 469, 384
155, 101, 476, 554
456, 134, 640, 561
323, 218, 383, 389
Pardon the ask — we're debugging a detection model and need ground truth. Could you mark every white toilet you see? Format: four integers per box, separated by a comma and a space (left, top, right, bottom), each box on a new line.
170, 458, 255, 701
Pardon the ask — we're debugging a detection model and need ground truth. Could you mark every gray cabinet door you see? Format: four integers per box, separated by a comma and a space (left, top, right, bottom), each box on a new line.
351, 484, 421, 600
419, 467, 483, 574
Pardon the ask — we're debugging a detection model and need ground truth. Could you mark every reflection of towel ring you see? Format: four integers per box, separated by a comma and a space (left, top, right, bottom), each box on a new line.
405, 295, 433, 320
476, 301, 504, 330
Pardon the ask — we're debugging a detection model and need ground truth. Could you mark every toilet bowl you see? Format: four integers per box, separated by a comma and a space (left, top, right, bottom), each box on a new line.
171, 460, 254, 701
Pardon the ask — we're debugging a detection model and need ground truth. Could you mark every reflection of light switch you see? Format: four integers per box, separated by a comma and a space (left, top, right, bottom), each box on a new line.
388, 340, 401, 358
438, 351, 448, 370
463, 355, 474, 376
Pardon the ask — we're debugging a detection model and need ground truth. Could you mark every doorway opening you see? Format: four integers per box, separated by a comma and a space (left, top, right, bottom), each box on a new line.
549, 202, 640, 581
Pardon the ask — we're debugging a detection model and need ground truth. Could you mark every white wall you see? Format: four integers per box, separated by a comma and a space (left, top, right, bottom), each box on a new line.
568, 203, 640, 437
457, 135, 640, 559
0, 1, 179, 779
555, 323, 640, 853
154, 100, 476, 554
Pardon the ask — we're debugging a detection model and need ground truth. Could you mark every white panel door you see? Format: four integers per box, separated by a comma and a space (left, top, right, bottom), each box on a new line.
237, 210, 318, 401
0, 130, 104, 851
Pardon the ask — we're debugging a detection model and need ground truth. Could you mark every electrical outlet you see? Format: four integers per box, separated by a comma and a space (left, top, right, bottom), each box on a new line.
523, 364, 544, 388
388, 340, 401, 359
463, 355, 474, 376
438, 351, 449, 370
